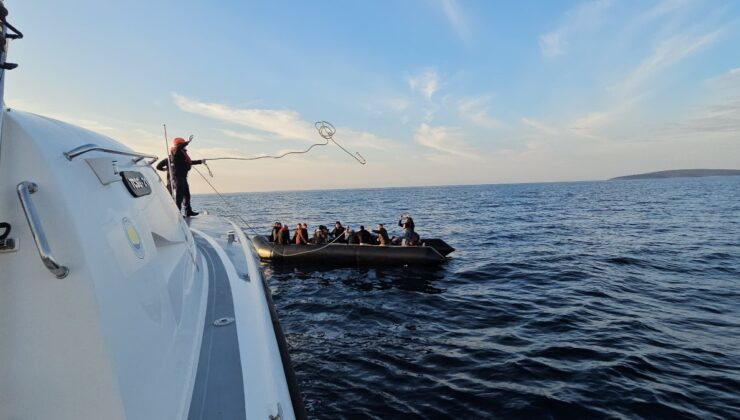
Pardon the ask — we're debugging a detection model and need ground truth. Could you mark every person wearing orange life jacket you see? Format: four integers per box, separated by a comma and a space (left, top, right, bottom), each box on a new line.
169, 137, 205, 217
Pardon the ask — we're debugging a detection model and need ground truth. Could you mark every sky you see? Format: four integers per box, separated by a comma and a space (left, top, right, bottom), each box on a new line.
5, 0, 740, 192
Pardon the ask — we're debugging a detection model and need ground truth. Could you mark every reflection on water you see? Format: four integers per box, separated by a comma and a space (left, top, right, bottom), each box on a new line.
264, 264, 446, 294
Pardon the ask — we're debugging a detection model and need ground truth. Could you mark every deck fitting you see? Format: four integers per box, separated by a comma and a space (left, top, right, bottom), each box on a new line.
213, 317, 235, 327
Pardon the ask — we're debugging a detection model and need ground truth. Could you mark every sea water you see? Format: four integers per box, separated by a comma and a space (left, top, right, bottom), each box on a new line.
194, 176, 740, 418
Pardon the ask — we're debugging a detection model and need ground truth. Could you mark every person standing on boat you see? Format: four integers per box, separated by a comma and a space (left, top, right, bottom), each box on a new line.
398, 213, 415, 246
169, 137, 205, 217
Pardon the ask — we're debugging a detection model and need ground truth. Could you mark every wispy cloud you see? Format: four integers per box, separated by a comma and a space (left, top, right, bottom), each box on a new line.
174, 93, 395, 153
704, 67, 740, 87
521, 118, 559, 136
539, 32, 567, 59
196, 147, 255, 160
386, 97, 410, 112
408, 70, 440, 99
566, 112, 612, 141
220, 129, 268, 142
640, 0, 694, 21
44, 113, 117, 133
440, 0, 471, 42
539, 0, 613, 58
458, 96, 501, 129
615, 30, 720, 95
173, 93, 315, 142
682, 96, 740, 134
337, 129, 396, 151
415, 123, 477, 159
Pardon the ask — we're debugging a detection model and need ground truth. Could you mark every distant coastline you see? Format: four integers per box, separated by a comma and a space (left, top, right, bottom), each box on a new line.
610, 169, 740, 181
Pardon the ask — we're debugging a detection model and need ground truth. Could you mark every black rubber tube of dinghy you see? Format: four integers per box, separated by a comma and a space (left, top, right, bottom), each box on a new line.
261, 276, 308, 420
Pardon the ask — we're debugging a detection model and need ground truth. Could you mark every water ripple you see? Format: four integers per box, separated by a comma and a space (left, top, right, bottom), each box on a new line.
196, 177, 740, 418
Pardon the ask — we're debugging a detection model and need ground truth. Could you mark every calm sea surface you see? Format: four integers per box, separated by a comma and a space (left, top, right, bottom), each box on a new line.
194, 177, 740, 419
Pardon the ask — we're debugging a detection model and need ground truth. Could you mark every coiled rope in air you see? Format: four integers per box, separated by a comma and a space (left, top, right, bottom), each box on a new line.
203, 121, 366, 165
191, 120, 364, 257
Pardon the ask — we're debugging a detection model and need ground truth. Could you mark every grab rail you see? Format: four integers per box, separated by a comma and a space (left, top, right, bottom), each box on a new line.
16, 182, 69, 279
64, 143, 158, 165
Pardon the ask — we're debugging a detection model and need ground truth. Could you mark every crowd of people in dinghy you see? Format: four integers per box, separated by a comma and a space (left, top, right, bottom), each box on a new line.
268, 214, 421, 246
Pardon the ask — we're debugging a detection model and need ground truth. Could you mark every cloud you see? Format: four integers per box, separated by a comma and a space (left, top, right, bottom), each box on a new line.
640, 0, 693, 21
44, 113, 117, 133
539, 0, 613, 58
705, 67, 740, 87
220, 129, 268, 142
521, 118, 559, 136
336, 129, 396, 151
386, 97, 410, 112
173, 93, 315, 142
173, 93, 396, 157
408, 70, 440, 99
196, 147, 255, 160
727, 68, 740, 78
539, 32, 567, 59
458, 96, 501, 129
566, 112, 612, 141
616, 30, 720, 95
440, 0, 471, 42
414, 123, 477, 159
682, 96, 740, 134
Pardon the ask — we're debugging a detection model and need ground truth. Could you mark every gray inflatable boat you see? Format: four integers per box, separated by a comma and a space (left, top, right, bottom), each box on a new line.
251, 235, 454, 265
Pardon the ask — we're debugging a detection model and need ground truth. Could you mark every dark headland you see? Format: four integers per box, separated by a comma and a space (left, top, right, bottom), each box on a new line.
610, 169, 740, 181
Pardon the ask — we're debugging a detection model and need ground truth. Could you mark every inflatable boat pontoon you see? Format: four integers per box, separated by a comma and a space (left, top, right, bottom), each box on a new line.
251, 235, 455, 265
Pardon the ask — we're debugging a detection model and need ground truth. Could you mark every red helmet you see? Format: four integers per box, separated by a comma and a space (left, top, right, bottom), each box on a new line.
172, 137, 186, 147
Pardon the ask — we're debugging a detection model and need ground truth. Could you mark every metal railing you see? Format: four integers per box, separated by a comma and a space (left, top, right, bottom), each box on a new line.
16, 181, 69, 279
64, 143, 158, 165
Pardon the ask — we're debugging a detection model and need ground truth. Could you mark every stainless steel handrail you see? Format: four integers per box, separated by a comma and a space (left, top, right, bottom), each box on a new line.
64, 143, 158, 165
16, 182, 69, 279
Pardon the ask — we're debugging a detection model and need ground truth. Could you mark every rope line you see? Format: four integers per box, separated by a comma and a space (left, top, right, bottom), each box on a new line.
187, 120, 365, 257
202, 121, 366, 165
192, 166, 260, 235
192, 166, 350, 257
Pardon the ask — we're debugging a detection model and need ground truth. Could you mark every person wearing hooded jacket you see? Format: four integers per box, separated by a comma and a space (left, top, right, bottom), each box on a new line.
167, 137, 204, 217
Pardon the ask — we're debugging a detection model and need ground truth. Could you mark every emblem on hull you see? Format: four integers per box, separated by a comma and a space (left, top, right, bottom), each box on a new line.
122, 217, 145, 259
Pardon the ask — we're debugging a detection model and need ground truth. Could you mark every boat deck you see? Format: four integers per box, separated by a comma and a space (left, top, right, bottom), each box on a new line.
186, 215, 305, 420
188, 233, 246, 419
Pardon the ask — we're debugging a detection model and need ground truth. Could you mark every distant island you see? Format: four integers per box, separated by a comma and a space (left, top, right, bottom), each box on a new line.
610, 169, 740, 181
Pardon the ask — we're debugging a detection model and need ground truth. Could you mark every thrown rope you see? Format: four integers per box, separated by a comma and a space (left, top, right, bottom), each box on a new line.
202, 121, 366, 165
192, 166, 350, 257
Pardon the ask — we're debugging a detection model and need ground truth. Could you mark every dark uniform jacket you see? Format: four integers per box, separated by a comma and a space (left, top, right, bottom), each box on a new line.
170, 143, 203, 177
